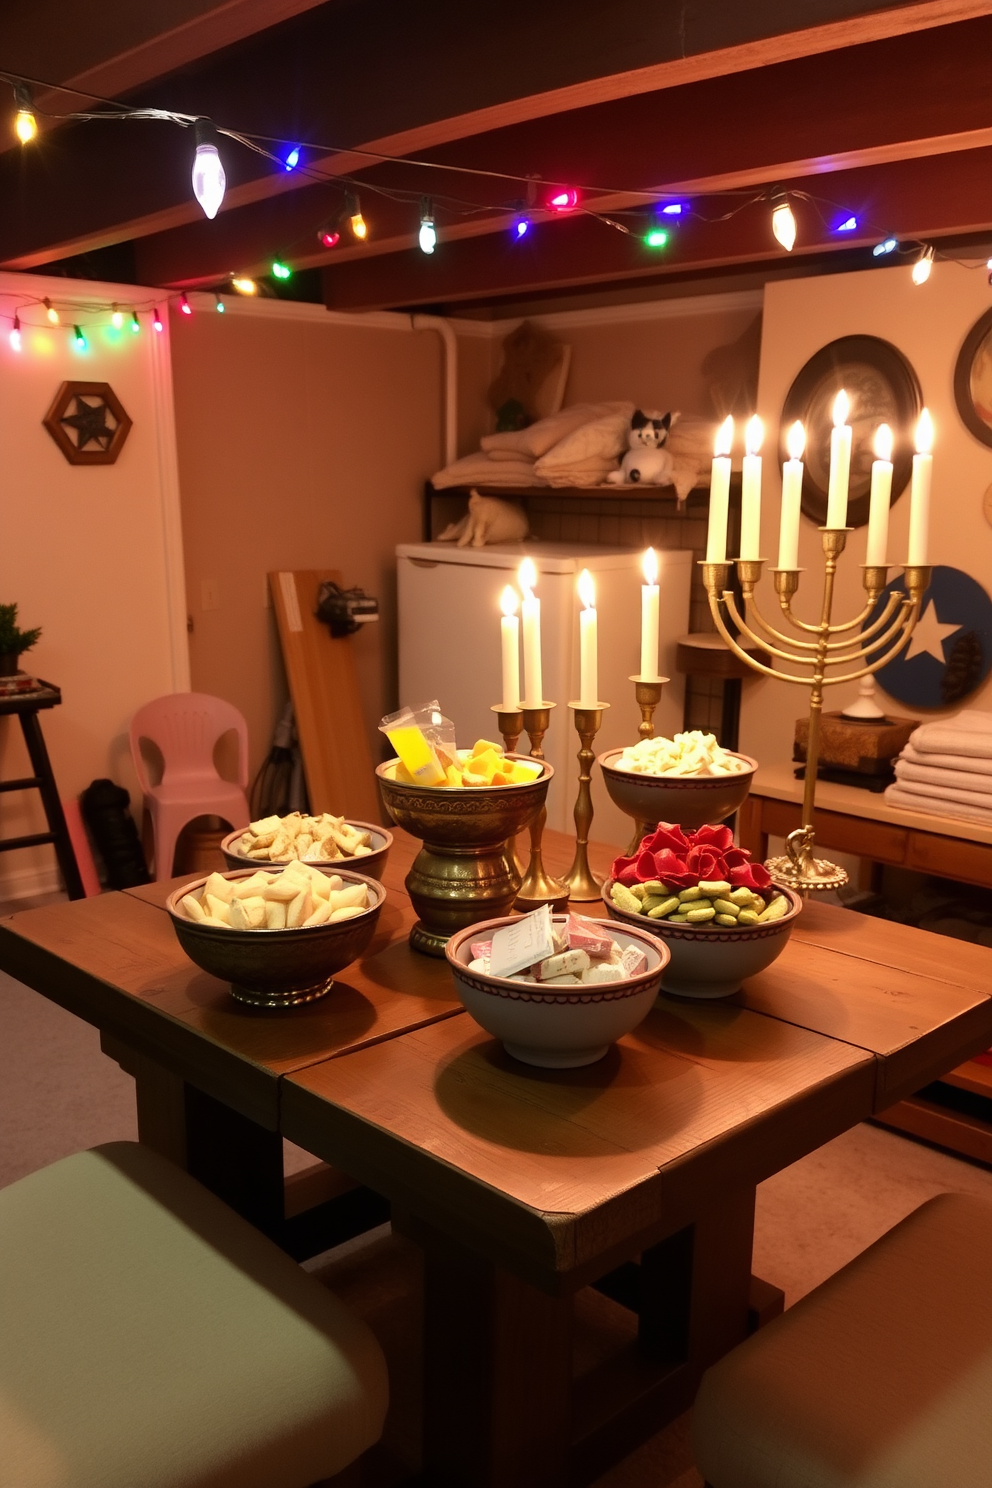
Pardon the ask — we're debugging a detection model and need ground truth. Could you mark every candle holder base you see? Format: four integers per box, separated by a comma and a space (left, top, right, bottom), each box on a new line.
515, 702, 569, 913
562, 702, 609, 902
629, 675, 666, 741
765, 826, 849, 896
490, 705, 524, 754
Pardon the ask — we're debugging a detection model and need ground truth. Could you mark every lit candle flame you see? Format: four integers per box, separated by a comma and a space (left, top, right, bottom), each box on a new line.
786, 420, 805, 461
745, 415, 764, 456
578, 569, 596, 609
500, 585, 519, 617
642, 547, 658, 586
832, 389, 850, 427
518, 557, 537, 598
714, 414, 734, 457
874, 424, 893, 462
915, 408, 933, 454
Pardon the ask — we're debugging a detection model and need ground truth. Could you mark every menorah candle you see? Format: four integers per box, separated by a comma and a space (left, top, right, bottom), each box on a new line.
826, 389, 852, 529
705, 415, 734, 562
908, 409, 933, 566
578, 569, 598, 707
777, 420, 805, 569
866, 424, 893, 567
499, 585, 520, 709
739, 415, 764, 560
518, 557, 543, 706
640, 547, 660, 679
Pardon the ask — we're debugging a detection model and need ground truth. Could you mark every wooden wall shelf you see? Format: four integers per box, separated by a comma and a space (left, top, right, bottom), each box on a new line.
423, 480, 714, 541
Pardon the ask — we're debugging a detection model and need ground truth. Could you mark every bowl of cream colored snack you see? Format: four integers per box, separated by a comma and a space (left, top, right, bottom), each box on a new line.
166, 861, 385, 1009
602, 823, 801, 999
221, 812, 392, 879
598, 731, 757, 845
445, 911, 667, 1068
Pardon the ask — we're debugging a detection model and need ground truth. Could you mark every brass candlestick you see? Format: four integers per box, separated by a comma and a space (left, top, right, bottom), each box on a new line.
514, 702, 569, 913
702, 530, 930, 894
625, 674, 667, 853
490, 705, 523, 754
563, 702, 610, 901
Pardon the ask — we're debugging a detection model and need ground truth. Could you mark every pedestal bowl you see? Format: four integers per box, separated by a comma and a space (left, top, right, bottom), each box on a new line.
602, 880, 802, 999
598, 748, 758, 854
166, 866, 385, 1008
220, 821, 392, 880
376, 757, 552, 957
446, 916, 668, 1067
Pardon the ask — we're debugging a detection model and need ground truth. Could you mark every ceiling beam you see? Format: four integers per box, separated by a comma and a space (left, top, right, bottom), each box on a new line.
1, 0, 989, 270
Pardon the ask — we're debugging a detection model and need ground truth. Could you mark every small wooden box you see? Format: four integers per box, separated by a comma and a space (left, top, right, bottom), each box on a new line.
794, 711, 919, 775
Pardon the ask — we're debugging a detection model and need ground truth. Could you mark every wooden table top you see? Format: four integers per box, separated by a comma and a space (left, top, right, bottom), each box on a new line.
752, 763, 992, 847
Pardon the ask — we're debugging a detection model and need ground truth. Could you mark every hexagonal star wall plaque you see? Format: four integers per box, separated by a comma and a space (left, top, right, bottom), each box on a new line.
42, 381, 132, 465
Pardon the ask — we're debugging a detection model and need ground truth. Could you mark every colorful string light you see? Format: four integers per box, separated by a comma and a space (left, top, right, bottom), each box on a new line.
9, 314, 21, 352
271, 259, 292, 279
418, 199, 437, 254
180, 292, 193, 314
152, 308, 164, 332
191, 118, 226, 219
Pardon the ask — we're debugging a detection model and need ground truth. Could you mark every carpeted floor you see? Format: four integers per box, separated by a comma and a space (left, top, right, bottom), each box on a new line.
5, 966, 992, 1486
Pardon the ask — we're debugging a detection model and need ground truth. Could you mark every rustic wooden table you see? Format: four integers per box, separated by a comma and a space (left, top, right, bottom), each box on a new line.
2, 827, 992, 1487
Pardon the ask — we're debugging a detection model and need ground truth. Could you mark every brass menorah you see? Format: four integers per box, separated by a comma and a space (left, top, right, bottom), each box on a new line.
702, 527, 931, 893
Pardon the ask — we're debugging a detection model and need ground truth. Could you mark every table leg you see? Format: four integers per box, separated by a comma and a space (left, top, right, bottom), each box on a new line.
418, 1220, 573, 1488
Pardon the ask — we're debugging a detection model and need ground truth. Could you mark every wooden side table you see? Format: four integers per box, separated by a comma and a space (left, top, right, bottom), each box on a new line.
0, 682, 84, 899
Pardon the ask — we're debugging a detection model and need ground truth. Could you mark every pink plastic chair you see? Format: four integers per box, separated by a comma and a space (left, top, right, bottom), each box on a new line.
129, 693, 251, 880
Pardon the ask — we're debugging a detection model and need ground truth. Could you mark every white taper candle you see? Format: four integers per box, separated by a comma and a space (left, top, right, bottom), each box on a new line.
866, 424, 893, 567
640, 547, 660, 679
777, 420, 805, 570
499, 586, 520, 710
578, 569, 598, 708
706, 416, 734, 562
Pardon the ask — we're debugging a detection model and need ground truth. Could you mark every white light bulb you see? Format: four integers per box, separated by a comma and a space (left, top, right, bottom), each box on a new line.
191, 122, 226, 219
419, 199, 437, 255
911, 248, 934, 286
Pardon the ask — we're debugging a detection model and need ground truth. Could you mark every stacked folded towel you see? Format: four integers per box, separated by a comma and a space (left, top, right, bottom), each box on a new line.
885, 710, 992, 825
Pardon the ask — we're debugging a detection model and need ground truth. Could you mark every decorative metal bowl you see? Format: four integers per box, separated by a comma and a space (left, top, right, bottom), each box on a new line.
597, 747, 758, 854
602, 880, 802, 999
165, 866, 385, 1009
220, 820, 392, 880
446, 915, 668, 1067
376, 756, 552, 957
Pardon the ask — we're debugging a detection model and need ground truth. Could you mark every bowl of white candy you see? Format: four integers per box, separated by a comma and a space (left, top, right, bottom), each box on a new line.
222, 811, 392, 880
166, 860, 385, 1009
598, 731, 757, 850
445, 909, 667, 1068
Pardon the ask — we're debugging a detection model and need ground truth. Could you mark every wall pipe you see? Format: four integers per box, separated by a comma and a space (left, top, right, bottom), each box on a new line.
412, 312, 458, 468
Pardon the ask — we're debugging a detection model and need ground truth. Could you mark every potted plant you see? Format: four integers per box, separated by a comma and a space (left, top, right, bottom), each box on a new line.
0, 603, 42, 676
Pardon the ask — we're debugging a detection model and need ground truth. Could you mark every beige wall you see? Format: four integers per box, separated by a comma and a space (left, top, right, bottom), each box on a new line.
741, 263, 992, 770
0, 272, 188, 900
171, 299, 444, 781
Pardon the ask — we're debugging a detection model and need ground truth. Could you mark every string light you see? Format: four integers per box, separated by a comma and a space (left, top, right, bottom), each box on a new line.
180, 292, 193, 314
911, 246, 934, 285
873, 237, 898, 257
661, 202, 684, 216
418, 198, 437, 254
271, 258, 292, 279
44, 298, 59, 325
152, 308, 163, 332
548, 187, 579, 212
644, 224, 669, 248
283, 145, 300, 171
13, 85, 36, 143
318, 227, 340, 248
511, 216, 531, 240
191, 118, 226, 219
231, 276, 257, 295
9, 315, 21, 352
345, 193, 368, 240
73, 325, 87, 349
131, 310, 140, 333
215, 294, 225, 312
111, 305, 124, 329
770, 190, 797, 252
836, 215, 858, 232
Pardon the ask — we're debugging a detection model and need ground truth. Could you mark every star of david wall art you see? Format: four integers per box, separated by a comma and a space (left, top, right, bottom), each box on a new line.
864, 566, 992, 709
42, 381, 132, 465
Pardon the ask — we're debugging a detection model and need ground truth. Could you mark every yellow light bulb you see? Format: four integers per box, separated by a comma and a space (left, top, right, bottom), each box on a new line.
231, 276, 258, 296
771, 198, 797, 252
15, 108, 36, 144
44, 298, 59, 325
111, 306, 124, 329
350, 211, 368, 240
911, 247, 934, 286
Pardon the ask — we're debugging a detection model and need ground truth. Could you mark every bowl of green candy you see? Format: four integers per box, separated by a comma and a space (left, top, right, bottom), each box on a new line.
602, 822, 802, 999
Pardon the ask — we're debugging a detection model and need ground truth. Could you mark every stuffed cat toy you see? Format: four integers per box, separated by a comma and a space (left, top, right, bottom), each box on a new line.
606, 408, 680, 485
438, 490, 529, 548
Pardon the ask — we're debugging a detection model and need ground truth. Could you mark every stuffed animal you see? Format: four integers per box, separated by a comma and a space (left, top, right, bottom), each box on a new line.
606, 408, 680, 485
438, 490, 530, 549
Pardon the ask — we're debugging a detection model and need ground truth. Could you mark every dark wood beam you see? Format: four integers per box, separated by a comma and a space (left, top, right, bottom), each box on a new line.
0, 0, 987, 270
318, 147, 992, 311
128, 14, 992, 288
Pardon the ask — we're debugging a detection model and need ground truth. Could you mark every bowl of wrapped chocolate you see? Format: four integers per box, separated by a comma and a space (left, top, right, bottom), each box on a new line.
598, 731, 757, 852
166, 861, 385, 1009
445, 907, 667, 1068
602, 823, 801, 999
221, 812, 392, 880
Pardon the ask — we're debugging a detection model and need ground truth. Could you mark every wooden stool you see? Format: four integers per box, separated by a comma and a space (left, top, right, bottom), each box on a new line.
0, 681, 84, 898
693, 1192, 992, 1487
675, 634, 768, 752
0, 1142, 388, 1487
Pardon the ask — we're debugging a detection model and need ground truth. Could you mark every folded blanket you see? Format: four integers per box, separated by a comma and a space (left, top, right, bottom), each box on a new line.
890, 772, 992, 811
534, 412, 630, 473
910, 710, 992, 759
431, 453, 546, 489
884, 783, 992, 826
901, 742, 992, 777
481, 401, 634, 459
895, 757, 992, 796
666, 415, 716, 465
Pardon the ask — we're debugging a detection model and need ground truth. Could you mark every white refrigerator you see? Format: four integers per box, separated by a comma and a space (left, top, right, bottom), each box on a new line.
397, 541, 692, 848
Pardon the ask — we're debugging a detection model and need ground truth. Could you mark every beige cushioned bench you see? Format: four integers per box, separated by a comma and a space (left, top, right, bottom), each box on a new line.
0, 1142, 388, 1488
693, 1192, 992, 1488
